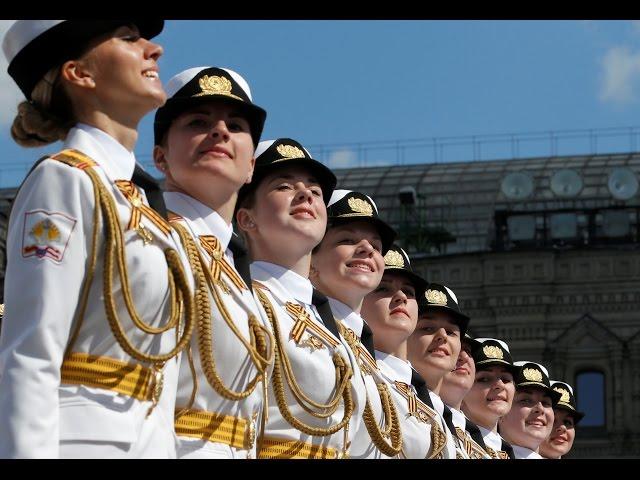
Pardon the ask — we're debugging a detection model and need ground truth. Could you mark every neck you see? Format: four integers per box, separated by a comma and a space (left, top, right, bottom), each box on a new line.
375, 338, 408, 361
253, 249, 312, 278
74, 110, 139, 152
440, 384, 466, 409
461, 405, 499, 431
425, 373, 444, 395
165, 182, 237, 224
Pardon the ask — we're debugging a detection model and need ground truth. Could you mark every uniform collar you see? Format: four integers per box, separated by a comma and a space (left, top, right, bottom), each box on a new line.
478, 425, 503, 451
250, 261, 313, 305
328, 297, 363, 335
511, 445, 542, 459
376, 351, 413, 384
163, 191, 233, 250
65, 124, 136, 181
448, 406, 467, 430
428, 390, 445, 416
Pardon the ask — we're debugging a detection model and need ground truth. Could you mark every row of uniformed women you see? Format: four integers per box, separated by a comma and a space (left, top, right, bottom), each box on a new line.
0, 20, 584, 459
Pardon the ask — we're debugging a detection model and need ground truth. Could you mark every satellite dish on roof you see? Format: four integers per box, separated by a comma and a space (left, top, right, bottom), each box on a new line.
608, 167, 638, 201
550, 169, 583, 197
501, 171, 534, 200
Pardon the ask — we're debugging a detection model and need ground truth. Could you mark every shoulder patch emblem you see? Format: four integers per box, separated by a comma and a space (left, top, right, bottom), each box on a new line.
22, 210, 76, 263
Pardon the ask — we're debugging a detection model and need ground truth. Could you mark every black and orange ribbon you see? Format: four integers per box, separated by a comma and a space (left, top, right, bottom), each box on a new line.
115, 180, 171, 236
199, 235, 246, 291
285, 302, 339, 348
394, 381, 436, 424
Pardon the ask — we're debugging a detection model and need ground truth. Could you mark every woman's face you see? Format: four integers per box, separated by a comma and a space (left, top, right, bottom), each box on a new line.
407, 310, 461, 380
311, 221, 385, 307
539, 408, 576, 459
77, 24, 165, 119
239, 166, 327, 257
155, 101, 255, 197
498, 387, 555, 451
462, 366, 515, 430
442, 340, 476, 396
361, 271, 418, 346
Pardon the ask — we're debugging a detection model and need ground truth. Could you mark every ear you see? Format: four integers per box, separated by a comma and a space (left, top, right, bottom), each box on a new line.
153, 145, 168, 175
309, 263, 319, 281
245, 156, 256, 184
60, 59, 96, 90
236, 208, 256, 233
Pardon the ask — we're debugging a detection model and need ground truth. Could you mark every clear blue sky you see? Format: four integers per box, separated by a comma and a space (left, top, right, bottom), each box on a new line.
2, 20, 640, 185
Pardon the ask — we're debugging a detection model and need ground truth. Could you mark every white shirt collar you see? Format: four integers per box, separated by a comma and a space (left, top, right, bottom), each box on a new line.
448, 407, 467, 430
250, 261, 313, 305
65, 124, 136, 180
163, 191, 233, 250
328, 297, 363, 335
478, 425, 503, 451
428, 390, 445, 416
511, 445, 542, 459
376, 351, 413, 384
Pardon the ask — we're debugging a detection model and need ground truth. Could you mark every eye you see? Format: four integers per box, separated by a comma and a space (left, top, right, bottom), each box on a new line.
310, 187, 322, 197
186, 117, 208, 128
228, 118, 250, 133
542, 399, 553, 408
564, 419, 574, 428
403, 287, 416, 299
275, 183, 293, 191
500, 376, 512, 384
374, 285, 390, 293
446, 329, 459, 337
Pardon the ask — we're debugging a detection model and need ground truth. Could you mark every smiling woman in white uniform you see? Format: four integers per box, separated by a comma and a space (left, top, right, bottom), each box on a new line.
236, 138, 362, 459
461, 337, 518, 459
539, 380, 584, 459
152, 66, 273, 458
310, 190, 405, 459
498, 361, 561, 459
0, 20, 195, 458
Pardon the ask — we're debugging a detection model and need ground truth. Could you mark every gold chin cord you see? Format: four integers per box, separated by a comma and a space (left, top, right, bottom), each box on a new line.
53, 150, 196, 416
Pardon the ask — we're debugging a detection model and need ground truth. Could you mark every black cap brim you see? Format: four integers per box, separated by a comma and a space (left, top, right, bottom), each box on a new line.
237, 157, 337, 209
418, 304, 470, 336
154, 95, 266, 147
475, 358, 519, 375
328, 216, 397, 255
9, 19, 164, 100
383, 267, 428, 294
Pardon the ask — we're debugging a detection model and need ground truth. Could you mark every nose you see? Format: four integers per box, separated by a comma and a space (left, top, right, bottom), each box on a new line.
355, 239, 375, 256
210, 120, 230, 141
144, 38, 164, 62
294, 184, 314, 204
393, 289, 408, 304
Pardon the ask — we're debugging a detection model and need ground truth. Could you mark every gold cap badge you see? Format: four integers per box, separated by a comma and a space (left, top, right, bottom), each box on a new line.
554, 387, 571, 404
425, 289, 447, 306
522, 367, 543, 383
483, 345, 504, 360
194, 75, 242, 100
347, 197, 373, 216
384, 249, 405, 268
276, 144, 305, 159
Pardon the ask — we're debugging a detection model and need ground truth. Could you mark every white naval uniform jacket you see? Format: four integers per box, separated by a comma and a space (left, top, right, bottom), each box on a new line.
448, 406, 491, 459
511, 444, 543, 459
251, 263, 365, 458
0, 125, 191, 458
328, 299, 391, 459
375, 352, 436, 458
478, 425, 513, 459
428, 391, 459, 459
164, 193, 273, 459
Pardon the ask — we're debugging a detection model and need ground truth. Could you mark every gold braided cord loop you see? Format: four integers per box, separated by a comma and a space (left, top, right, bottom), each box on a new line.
255, 287, 354, 437
427, 419, 448, 459
258, 437, 338, 459
171, 222, 273, 402
174, 409, 251, 449
51, 150, 195, 371
337, 321, 403, 456
455, 426, 489, 459
485, 446, 511, 459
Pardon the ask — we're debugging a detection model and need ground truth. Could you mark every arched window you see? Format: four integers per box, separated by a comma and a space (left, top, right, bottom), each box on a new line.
575, 370, 606, 427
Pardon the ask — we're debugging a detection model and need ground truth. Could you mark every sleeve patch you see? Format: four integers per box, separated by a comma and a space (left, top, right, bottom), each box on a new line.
21, 210, 77, 263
